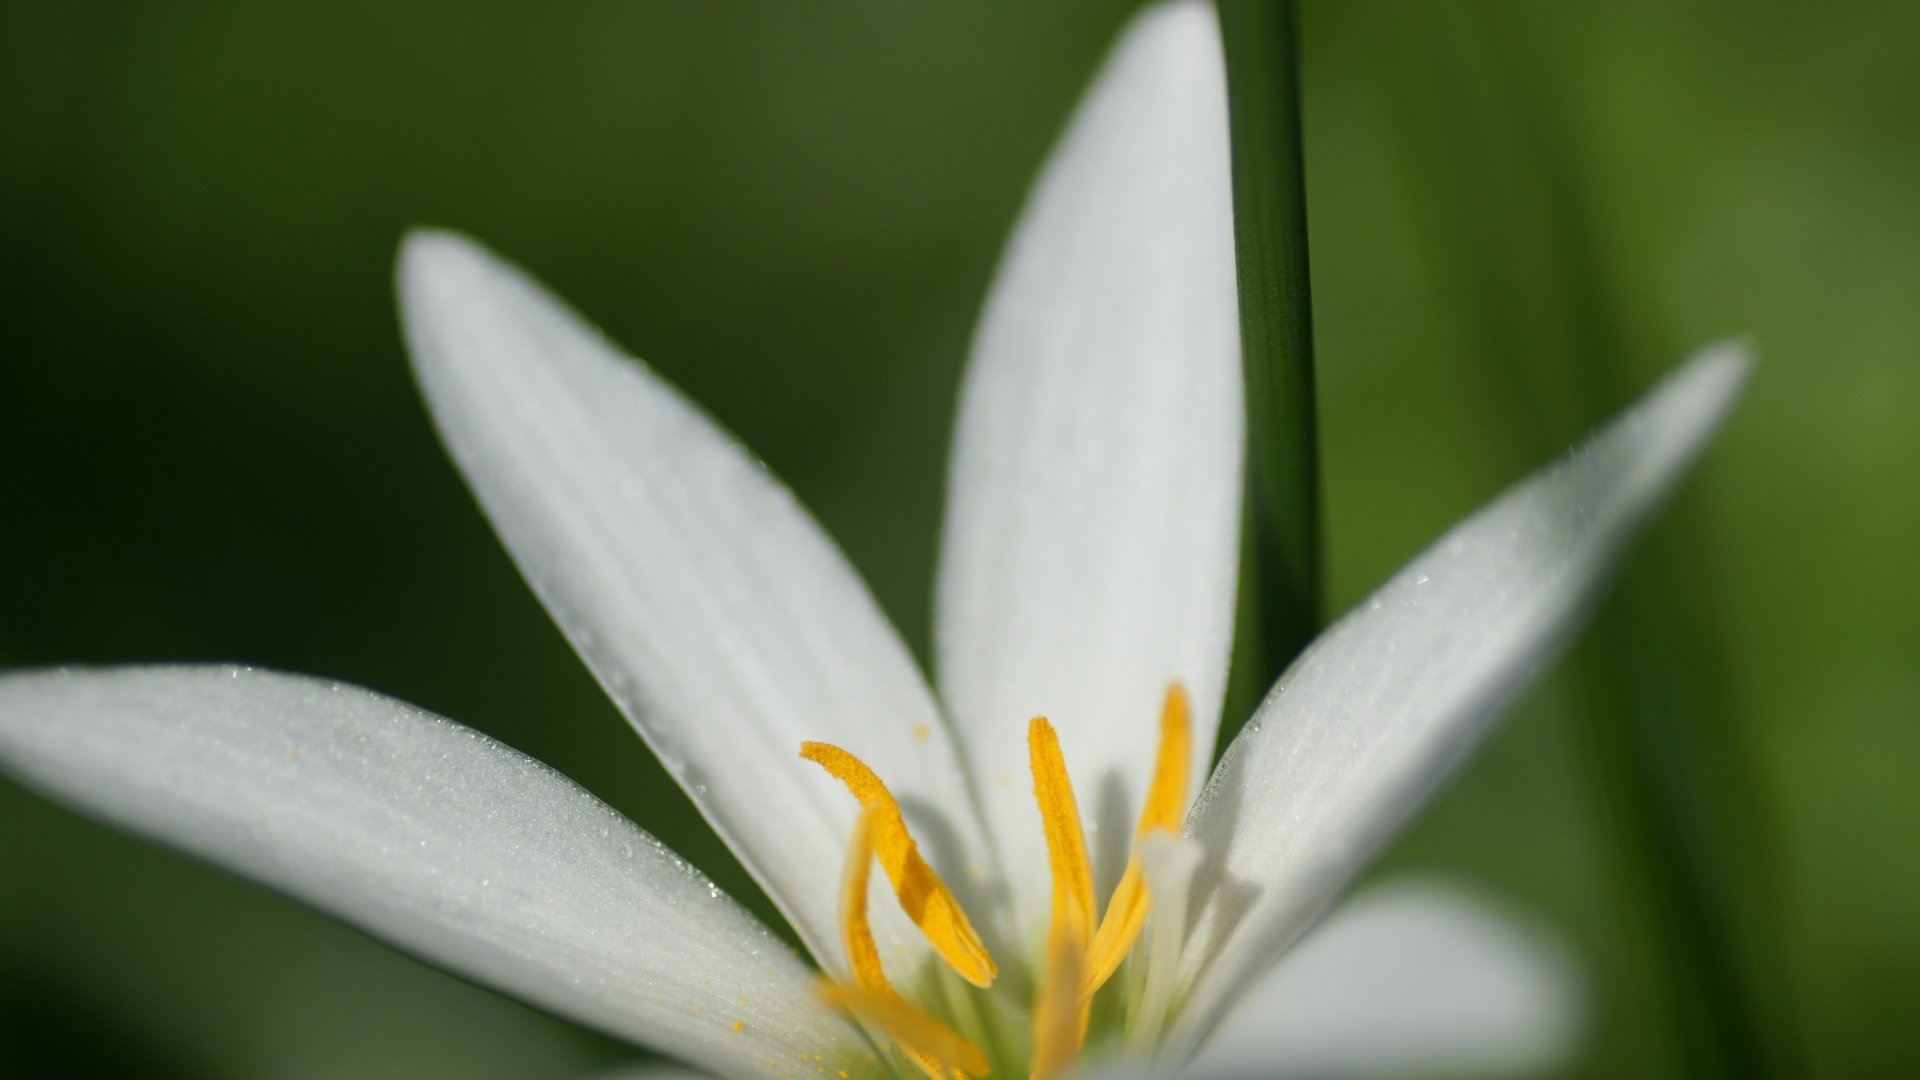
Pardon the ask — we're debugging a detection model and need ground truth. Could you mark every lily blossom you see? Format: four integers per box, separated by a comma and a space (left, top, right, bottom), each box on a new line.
0, 2, 1744, 1078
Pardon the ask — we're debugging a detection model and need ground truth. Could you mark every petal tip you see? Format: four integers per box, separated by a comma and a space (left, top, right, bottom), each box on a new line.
395, 227, 490, 307
1678, 337, 1756, 401
1126, 0, 1222, 51
1108, 0, 1226, 101
1623, 340, 1756, 468
392, 229, 558, 394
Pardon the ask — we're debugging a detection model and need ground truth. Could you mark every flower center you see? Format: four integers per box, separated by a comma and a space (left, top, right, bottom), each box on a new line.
799, 683, 1192, 1079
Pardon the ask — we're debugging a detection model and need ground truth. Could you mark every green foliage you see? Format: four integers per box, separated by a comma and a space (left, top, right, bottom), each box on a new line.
1, 3, 1915, 1077
1217, 0, 1323, 733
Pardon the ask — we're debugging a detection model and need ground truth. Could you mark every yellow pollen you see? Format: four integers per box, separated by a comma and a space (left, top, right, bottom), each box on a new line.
801, 742, 998, 988
1084, 683, 1191, 993
1030, 896, 1089, 1080
1027, 717, 1095, 1075
837, 809, 893, 993
803, 682, 1194, 1079
1027, 684, 1193, 1073
819, 982, 989, 1080
817, 808, 990, 1079
1027, 718, 1096, 935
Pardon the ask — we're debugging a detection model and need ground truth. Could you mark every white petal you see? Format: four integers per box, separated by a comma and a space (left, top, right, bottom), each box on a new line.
1185, 882, 1581, 1078
1173, 347, 1750, 1032
398, 231, 995, 970
934, 0, 1242, 930
0, 666, 865, 1079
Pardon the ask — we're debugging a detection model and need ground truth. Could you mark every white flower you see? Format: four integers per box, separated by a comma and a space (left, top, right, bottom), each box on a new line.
0, 2, 1744, 1078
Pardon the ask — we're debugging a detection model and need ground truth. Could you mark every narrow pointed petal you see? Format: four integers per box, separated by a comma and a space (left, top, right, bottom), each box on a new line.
0, 666, 865, 1079
1174, 348, 1750, 1031
398, 231, 994, 970
1185, 883, 1581, 1078
934, 0, 1242, 927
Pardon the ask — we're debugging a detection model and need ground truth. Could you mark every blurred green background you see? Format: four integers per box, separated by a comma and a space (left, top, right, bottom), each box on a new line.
2, 2, 1915, 1077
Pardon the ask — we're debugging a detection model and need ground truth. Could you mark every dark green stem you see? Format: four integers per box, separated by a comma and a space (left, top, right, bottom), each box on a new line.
1216, 0, 1322, 733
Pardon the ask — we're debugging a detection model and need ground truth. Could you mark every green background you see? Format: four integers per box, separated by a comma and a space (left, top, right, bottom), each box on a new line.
2, 2, 1914, 1076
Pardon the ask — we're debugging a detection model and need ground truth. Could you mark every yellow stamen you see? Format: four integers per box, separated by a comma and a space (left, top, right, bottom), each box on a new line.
1027, 716, 1096, 1071
1029, 892, 1089, 1080
1084, 683, 1191, 994
801, 742, 999, 989
822, 808, 990, 1080
808, 682, 1196, 1078
1027, 718, 1095, 934
839, 809, 892, 993
819, 982, 990, 1080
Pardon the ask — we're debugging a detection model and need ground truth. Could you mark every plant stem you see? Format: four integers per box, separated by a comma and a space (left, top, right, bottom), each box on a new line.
1216, 0, 1322, 732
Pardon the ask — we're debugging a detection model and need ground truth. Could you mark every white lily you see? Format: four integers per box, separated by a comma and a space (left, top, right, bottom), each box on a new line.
0, 2, 1744, 1078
